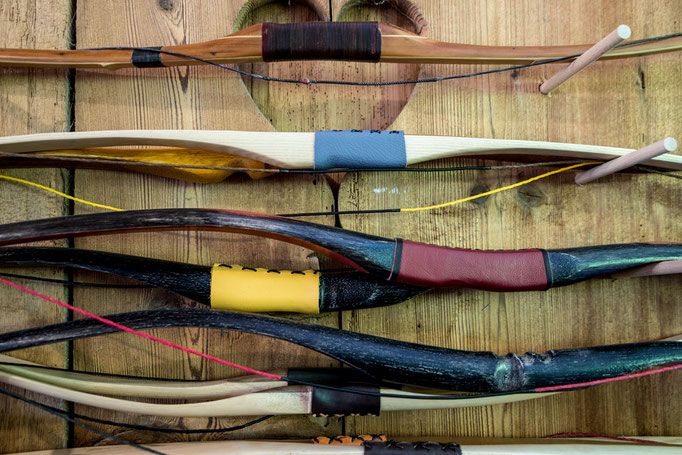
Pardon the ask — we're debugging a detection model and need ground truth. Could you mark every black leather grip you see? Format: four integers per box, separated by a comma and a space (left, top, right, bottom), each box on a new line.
262, 22, 381, 62
364, 441, 462, 454
131, 47, 163, 67
286, 367, 377, 385
310, 385, 380, 416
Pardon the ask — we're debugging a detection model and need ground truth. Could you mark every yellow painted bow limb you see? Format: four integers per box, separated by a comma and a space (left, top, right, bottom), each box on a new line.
1, 147, 273, 183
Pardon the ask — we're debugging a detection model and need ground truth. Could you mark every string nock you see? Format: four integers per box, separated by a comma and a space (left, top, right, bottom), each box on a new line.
540, 25, 631, 94
301, 78, 311, 85
575, 137, 678, 185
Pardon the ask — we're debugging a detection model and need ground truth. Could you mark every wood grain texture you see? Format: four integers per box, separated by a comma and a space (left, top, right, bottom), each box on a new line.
237, 0, 421, 131
0, 0, 680, 452
71, 0, 335, 448
0, 1, 72, 453
338, 0, 681, 439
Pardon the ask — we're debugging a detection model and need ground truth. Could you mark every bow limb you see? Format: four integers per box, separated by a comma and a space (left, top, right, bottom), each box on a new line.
0, 369, 310, 417
7, 439, 682, 455
0, 147, 273, 183
0, 209, 681, 290
0, 356, 555, 415
0, 309, 679, 393
0, 353, 285, 399
2, 130, 682, 171
0, 247, 426, 313
0, 23, 681, 69
378, 24, 682, 64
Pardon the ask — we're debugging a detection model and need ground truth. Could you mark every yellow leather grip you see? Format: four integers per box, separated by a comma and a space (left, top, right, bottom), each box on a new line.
210, 264, 320, 313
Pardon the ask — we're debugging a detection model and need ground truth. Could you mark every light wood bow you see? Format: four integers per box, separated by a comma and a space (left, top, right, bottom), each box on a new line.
8, 437, 682, 455
0, 354, 552, 417
1, 130, 680, 183
0, 23, 681, 69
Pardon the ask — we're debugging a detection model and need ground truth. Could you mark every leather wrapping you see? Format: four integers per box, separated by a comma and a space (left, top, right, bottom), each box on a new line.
394, 240, 549, 290
314, 130, 406, 169
363, 441, 462, 454
131, 47, 163, 67
262, 22, 381, 62
210, 264, 320, 313
310, 385, 380, 416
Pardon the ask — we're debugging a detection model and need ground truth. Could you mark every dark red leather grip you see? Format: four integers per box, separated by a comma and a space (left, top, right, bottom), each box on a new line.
394, 240, 549, 290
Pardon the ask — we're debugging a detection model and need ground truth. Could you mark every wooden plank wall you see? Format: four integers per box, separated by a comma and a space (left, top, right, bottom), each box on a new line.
0, 0, 680, 452
0, 1, 72, 453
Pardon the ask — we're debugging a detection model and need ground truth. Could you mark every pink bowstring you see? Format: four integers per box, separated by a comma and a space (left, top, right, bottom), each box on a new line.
0, 277, 281, 380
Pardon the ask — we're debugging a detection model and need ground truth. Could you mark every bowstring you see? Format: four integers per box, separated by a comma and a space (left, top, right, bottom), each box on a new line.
0, 385, 273, 435
85, 32, 682, 86
7, 161, 680, 217
0, 162, 606, 216
0, 385, 167, 455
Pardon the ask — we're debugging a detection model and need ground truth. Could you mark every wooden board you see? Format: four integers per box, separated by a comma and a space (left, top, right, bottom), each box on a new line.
337, 0, 682, 439
70, 0, 336, 447
0, 0, 679, 452
0, 1, 72, 453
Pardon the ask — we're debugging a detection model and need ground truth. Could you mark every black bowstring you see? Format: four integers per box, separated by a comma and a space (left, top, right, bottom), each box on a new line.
276, 164, 681, 218
0, 383, 273, 434
635, 165, 682, 180
0, 385, 168, 455
58, 412, 274, 434
86, 32, 682, 86
0, 272, 153, 289
0, 267, 354, 291
0, 361, 200, 381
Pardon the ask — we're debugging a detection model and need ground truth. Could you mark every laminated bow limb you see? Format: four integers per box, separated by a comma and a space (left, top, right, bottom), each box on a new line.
1, 130, 681, 185
0, 354, 554, 417
0, 209, 680, 290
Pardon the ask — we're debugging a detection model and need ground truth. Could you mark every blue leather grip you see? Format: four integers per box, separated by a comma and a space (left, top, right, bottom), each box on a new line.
314, 130, 407, 170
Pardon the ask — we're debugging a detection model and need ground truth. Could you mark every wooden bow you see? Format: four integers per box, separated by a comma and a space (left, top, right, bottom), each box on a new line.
0, 354, 553, 417
1, 130, 681, 183
0, 23, 681, 69
0, 209, 680, 289
0, 245, 678, 314
7, 438, 682, 455
0, 308, 680, 393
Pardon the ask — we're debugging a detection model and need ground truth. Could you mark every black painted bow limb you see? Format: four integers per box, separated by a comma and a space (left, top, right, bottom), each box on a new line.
0, 209, 680, 290
0, 247, 425, 312
0, 309, 678, 393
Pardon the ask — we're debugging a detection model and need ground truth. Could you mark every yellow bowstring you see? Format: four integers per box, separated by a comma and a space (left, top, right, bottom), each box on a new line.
0, 162, 599, 215
0, 174, 123, 212
401, 162, 599, 212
